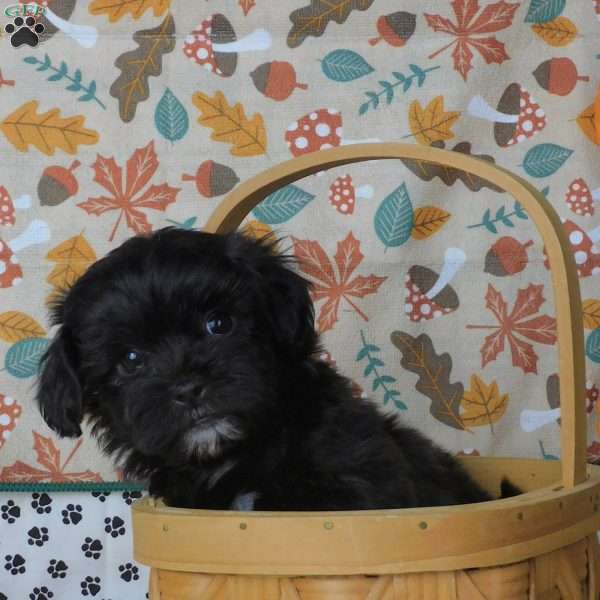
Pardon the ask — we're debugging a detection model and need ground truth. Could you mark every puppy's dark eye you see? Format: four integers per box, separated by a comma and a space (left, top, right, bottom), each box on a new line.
121, 350, 145, 373
205, 313, 233, 336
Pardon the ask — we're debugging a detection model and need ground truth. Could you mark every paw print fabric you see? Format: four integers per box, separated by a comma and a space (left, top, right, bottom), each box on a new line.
0, 490, 148, 599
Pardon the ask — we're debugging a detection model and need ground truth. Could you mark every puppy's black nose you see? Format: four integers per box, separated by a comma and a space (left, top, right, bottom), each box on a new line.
173, 380, 203, 406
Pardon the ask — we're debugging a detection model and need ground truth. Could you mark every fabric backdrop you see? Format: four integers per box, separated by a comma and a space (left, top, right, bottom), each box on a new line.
0, 0, 599, 597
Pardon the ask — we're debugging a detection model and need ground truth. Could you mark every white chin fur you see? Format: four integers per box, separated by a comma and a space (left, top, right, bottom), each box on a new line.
183, 418, 242, 458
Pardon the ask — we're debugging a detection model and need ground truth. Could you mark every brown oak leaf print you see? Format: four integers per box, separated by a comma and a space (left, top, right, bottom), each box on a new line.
0, 431, 101, 483
292, 232, 387, 332
466, 283, 557, 374
78, 140, 180, 241
425, 0, 520, 81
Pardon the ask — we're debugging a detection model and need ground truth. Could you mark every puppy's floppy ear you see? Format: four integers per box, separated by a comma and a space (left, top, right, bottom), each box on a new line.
229, 233, 317, 357
36, 324, 83, 438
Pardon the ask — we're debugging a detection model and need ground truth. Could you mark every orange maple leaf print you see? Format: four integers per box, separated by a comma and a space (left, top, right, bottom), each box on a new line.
425, 0, 520, 81
292, 232, 387, 332
0, 431, 102, 483
78, 140, 180, 241
466, 283, 557, 374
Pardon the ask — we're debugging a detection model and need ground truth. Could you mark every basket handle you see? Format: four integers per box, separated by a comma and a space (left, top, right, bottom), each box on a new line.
204, 143, 587, 490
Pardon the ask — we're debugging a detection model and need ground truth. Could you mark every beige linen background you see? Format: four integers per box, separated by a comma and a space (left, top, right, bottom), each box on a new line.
0, 0, 599, 483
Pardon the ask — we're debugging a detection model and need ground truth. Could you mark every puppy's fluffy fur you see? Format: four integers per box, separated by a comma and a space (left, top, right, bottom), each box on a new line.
37, 228, 497, 510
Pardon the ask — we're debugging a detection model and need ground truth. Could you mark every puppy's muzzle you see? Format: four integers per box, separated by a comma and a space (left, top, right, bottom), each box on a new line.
172, 380, 205, 413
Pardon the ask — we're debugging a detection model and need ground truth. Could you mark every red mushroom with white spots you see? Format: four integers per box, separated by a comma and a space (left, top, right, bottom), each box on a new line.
0, 394, 22, 450
467, 83, 546, 147
328, 175, 373, 215
404, 248, 466, 322
285, 108, 379, 157
0, 186, 15, 226
543, 220, 600, 278
0, 219, 50, 289
565, 178, 600, 216
183, 14, 271, 77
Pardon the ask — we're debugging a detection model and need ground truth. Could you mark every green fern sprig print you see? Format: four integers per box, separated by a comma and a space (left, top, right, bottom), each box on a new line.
356, 330, 406, 409
24, 54, 106, 109
359, 64, 440, 116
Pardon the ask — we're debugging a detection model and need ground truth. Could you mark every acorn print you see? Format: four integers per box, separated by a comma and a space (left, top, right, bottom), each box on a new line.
183, 14, 271, 77
565, 178, 600, 216
328, 175, 373, 214
533, 58, 589, 96
484, 237, 533, 277
404, 248, 466, 322
285, 108, 378, 157
369, 12, 416, 47
250, 61, 307, 101
38, 160, 80, 207
181, 161, 239, 198
467, 84, 546, 147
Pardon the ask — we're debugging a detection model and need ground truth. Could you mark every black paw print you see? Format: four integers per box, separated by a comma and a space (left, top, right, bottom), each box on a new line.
81, 537, 103, 559
61, 503, 83, 525
104, 515, 126, 538
1, 592, 7, 600
4, 15, 44, 48
47, 558, 68, 579
91, 491, 111, 502
1, 499, 20, 523
122, 490, 143, 505
31, 492, 52, 514
4, 553, 26, 575
27, 526, 49, 547
29, 586, 53, 600
118, 562, 140, 582
80, 575, 101, 597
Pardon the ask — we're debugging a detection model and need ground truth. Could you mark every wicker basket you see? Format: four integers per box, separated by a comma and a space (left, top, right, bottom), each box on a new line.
132, 144, 600, 600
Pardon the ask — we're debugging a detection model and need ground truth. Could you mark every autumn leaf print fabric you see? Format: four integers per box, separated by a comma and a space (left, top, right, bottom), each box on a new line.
0, 0, 599, 489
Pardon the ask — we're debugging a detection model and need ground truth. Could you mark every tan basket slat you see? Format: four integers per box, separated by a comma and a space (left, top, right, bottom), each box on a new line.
587, 535, 600, 599
463, 561, 531, 599
280, 578, 302, 600
365, 576, 392, 600
226, 575, 280, 600
203, 143, 586, 490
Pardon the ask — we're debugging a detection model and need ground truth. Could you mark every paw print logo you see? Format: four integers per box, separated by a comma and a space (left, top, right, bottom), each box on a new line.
119, 562, 140, 582
4, 15, 44, 48
61, 503, 83, 525
29, 586, 53, 600
47, 559, 68, 579
81, 537, 103, 560
91, 491, 110, 502
122, 490, 143, 505
4, 553, 26, 575
80, 575, 101, 597
1, 499, 20, 523
104, 515, 126, 538
31, 492, 52, 514
27, 526, 49, 546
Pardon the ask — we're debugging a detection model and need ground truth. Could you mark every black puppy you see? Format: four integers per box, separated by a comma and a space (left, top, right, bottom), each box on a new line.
37, 228, 503, 510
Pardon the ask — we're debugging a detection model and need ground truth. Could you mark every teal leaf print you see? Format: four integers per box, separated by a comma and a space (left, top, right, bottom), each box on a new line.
521, 144, 573, 178
23, 54, 106, 109
320, 49, 374, 82
253, 184, 315, 224
374, 183, 414, 250
587, 329, 600, 363
359, 65, 440, 115
4, 338, 50, 379
166, 216, 198, 230
467, 202, 528, 234
155, 88, 189, 142
356, 330, 406, 410
524, 0, 565, 23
